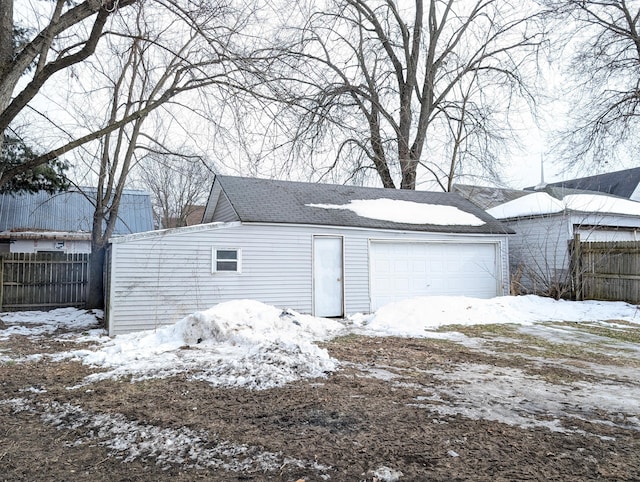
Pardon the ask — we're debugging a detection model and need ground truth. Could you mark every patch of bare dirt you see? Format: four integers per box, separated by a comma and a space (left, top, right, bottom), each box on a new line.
1, 331, 639, 481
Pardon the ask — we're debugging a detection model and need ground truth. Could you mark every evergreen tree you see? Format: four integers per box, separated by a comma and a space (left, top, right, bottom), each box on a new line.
0, 134, 68, 194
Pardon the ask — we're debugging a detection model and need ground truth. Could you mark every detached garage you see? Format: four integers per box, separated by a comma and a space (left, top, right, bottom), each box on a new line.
106, 176, 512, 335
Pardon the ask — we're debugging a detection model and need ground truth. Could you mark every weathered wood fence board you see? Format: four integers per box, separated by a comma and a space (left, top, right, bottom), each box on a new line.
572, 238, 640, 304
0, 253, 89, 311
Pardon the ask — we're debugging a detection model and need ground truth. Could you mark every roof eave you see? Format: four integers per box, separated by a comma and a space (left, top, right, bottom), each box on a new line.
240, 219, 512, 235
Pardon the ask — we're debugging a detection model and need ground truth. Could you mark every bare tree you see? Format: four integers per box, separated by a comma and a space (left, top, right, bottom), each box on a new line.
544, 0, 640, 169
136, 151, 214, 229
257, 0, 545, 189
0, 0, 138, 183
71, 0, 262, 308
0, 0, 260, 191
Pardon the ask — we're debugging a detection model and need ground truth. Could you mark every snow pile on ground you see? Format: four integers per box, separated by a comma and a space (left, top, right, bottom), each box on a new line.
355, 295, 640, 336
0, 308, 102, 340
4, 295, 640, 390
371, 466, 404, 481
64, 300, 345, 389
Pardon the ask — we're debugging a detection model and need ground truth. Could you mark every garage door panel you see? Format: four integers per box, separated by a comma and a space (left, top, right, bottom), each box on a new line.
370, 241, 499, 311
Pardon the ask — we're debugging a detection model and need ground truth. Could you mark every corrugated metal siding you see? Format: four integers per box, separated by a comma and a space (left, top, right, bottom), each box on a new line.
108, 223, 510, 335
0, 188, 153, 235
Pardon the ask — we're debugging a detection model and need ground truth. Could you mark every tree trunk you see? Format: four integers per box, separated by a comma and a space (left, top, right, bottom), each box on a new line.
86, 241, 105, 310
400, 158, 417, 190
0, 0, 13, 155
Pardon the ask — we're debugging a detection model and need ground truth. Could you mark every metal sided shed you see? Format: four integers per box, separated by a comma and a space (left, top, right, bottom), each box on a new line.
106, 176, 512, 335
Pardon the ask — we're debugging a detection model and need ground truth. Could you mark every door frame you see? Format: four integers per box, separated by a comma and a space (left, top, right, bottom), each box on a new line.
312, 235, 345, 317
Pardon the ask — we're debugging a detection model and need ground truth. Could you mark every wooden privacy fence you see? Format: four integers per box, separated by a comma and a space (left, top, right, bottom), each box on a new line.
0, 252, 90, 311
571, 236, 640, 304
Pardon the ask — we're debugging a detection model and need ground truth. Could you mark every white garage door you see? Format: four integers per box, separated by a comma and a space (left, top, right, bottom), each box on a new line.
370, 241, 499, 311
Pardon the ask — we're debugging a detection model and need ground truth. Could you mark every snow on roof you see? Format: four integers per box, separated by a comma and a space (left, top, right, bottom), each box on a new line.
208, 175, 510, 234
307, 199, 486, 226
564, 194, 640, 215
486, 192, 564, 219
487, 192, 640, 219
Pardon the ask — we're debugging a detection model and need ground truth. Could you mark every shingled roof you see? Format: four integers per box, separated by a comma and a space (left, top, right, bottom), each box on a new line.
452, 184, 531, 210
527, 167, 640, 199
204, 175, 512, 234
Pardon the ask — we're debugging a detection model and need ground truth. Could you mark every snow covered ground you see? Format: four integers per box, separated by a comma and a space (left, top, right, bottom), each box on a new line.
2, 295, 639, 390
2, 295, 640, 480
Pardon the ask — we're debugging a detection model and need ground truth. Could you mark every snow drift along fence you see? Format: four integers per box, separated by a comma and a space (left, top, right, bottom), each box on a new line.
572, 237, 640, 304
0, 253, 89, 311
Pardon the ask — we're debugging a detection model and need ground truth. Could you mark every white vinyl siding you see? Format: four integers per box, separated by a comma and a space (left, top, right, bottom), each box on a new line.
504, 211, 640, 293
504, 214, 573, 293
211, 192, 238, 223
202, 183, 239, 223
9, 238, 92, 254
575, 227, 639, 242
107, 222, 509, 335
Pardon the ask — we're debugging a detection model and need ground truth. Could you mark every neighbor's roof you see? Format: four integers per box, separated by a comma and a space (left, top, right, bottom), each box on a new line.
452, 184, 530, 210
207, 175, 512, 234
526, 167, 640, 198
487, 191, 640, 220
0, 187, 154, 235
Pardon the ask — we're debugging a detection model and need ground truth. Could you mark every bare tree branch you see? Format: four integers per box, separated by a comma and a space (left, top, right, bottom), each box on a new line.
545, 0, 640, 169
257, 0, 544, 189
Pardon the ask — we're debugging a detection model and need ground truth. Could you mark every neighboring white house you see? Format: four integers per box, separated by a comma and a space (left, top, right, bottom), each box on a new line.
106, 175, 513, 335
3, 231, 93, 254
486, 190, 640, 295
0, 188, 154, 253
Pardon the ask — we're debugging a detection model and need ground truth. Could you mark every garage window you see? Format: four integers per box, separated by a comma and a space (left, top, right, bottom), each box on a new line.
212, 248, 242, 273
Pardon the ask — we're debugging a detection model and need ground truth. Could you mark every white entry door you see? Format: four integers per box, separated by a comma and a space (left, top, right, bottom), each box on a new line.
313, 236, 344, 317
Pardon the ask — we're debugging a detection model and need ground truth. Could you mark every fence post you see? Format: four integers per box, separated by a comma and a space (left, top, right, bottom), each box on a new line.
0, 255, 3, 311
572, 232, 582, 301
